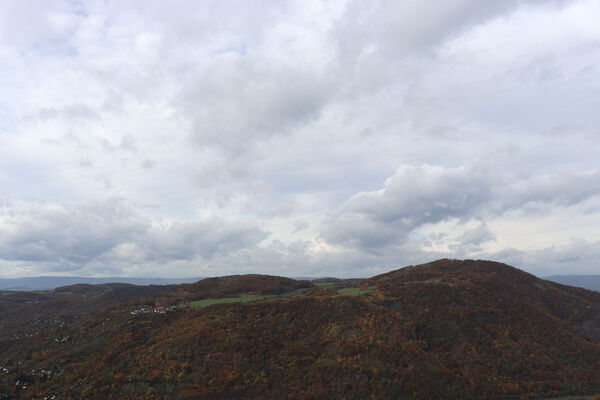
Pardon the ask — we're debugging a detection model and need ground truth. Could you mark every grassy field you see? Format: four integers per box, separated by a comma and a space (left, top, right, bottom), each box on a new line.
314, 282, 339, 289
333, 286, 376, 297
189, 289, 308, 308
190, 295, 271, 308
189, 284, 378, 308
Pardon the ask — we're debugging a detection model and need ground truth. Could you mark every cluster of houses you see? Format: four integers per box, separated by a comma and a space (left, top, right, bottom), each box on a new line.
13, 331, 39, 340
53, 336, 71, 343
130, 306, 175, 315
36, 316, 66, 329
13, 367, 61, 393
29, 367, 58, 379
11, 317, 69, 343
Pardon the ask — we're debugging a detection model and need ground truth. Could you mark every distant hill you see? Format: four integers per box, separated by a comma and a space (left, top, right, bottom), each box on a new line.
0, 276, 203, 291
1, 259, 599, 399
0, 276, 329, 291
545, 275, 600, 292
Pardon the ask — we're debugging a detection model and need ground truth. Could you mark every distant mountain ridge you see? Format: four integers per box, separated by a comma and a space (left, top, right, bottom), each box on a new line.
0, 276, 203, 291
3, 273, 599, 292
0, 276, 328, 291
545, 275, 600, 292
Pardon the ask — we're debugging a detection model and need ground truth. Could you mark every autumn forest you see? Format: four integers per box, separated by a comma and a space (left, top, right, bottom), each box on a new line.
1, 259, 600, 399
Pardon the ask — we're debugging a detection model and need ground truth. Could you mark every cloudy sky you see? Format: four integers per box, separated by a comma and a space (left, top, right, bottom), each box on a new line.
0, 0, 599, 278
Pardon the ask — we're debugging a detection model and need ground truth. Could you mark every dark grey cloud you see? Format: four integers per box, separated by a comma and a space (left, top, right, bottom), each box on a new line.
141, 218, 268, 261
0, 199, 268, 274
0, 199, 148, 267
179, 60, 336, 156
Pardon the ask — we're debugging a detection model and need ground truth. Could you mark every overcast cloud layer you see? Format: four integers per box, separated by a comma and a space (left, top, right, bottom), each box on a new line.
1, 0, 599, 278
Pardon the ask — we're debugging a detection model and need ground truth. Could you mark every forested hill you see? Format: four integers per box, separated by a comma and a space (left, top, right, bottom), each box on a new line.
1, 259, 600, 399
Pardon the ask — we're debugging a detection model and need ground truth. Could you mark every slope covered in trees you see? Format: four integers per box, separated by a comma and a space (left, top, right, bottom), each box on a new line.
1, 259, 599, 399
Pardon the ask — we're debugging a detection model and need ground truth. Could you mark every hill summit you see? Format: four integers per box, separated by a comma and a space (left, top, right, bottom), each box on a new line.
370, 258, 539, 285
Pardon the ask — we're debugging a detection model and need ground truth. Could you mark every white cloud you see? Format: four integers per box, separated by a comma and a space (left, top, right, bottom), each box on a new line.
0, 0, 599, 277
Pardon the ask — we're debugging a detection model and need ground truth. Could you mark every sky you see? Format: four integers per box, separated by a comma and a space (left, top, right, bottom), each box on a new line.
0, 0, 599, 278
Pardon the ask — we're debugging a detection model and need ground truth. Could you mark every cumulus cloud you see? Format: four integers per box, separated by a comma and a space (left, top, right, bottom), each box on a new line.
320, 164, 492, 250
320, 164, 600, 261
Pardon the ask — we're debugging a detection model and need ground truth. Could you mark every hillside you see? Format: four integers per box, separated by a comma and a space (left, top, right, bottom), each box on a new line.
0, 275, 312, 343
1, 259, 599, 399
